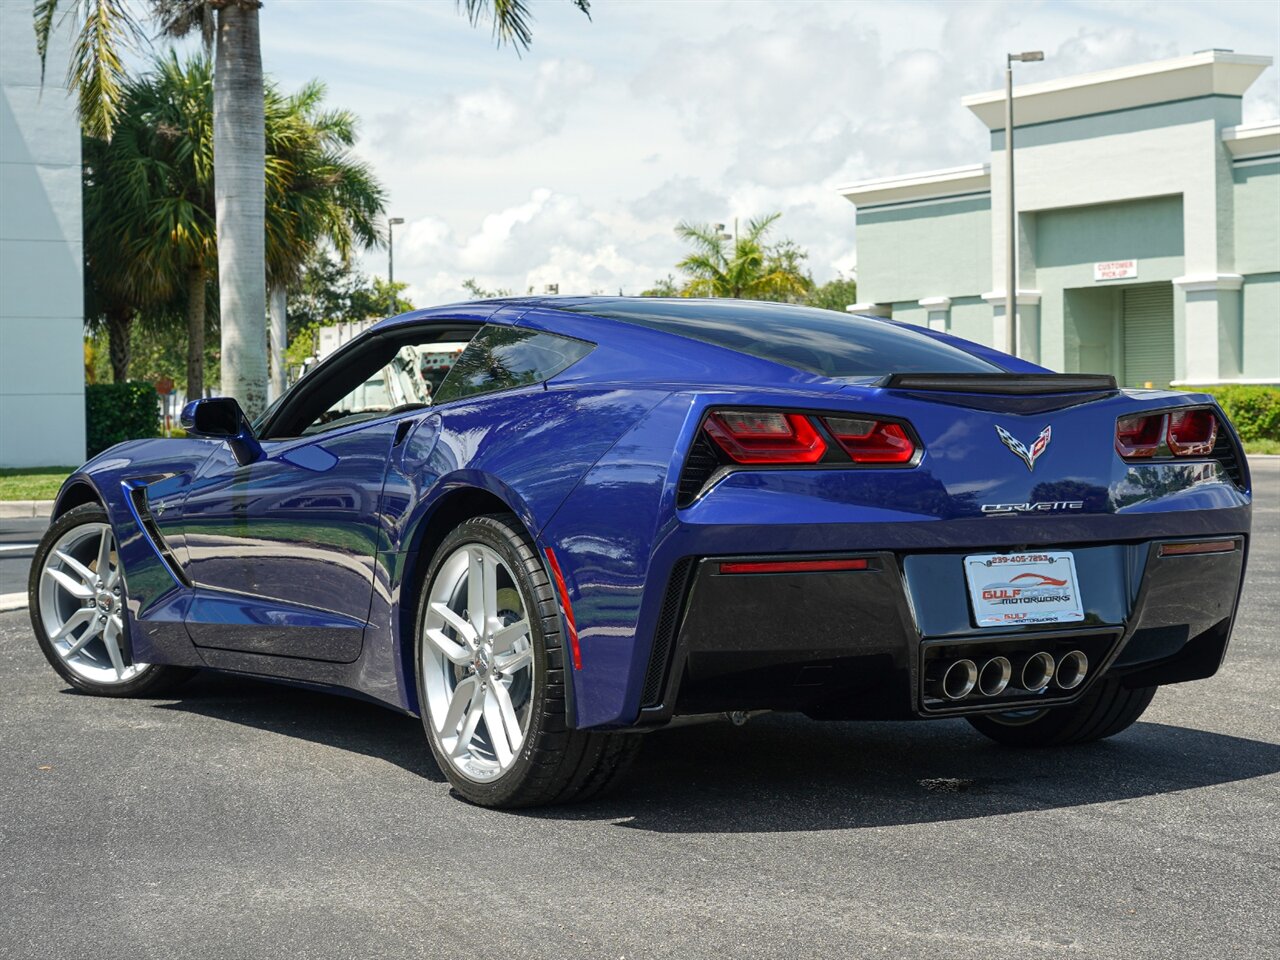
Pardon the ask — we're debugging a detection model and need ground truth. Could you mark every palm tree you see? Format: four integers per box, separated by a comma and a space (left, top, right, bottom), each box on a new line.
38, 0, 593, 416
263, 80, 385, 398
81, 129, 144, 382
81, 54, 386, 398
126, 53, 217, 399
80, 59, 213, 385
36, 0, 267, 410
674, 214, 813, 301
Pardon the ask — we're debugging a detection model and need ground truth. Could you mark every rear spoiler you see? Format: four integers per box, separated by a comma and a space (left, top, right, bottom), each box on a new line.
881, 373, 1118, 395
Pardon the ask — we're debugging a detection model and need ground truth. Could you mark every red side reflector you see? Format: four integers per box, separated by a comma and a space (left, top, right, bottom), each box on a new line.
719, 558, 869, 575
544, 548, 582, 670
823, 417, 916, 463
1167, 409, 1218, 457
1115, 413, 1166, 459
1158, 539, 1238, 557
703, 410, 827, 464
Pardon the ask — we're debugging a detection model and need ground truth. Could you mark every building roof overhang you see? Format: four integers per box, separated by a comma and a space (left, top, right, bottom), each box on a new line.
837, 163, 990, 209
1222, 120, 1280, 159
962, 49, 1272, 130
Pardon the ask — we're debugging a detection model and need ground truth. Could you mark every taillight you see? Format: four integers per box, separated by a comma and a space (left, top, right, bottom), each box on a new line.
1167, 409, 1217, 456
703, 410, 826, 464
823, 417, 916, 464
1115, 413, 1165, 458
1115, 408, 1222, 460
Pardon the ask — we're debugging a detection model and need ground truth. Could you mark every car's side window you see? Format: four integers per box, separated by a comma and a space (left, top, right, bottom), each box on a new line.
259, 327, 477, 440
303, 340, 468, 436
432, 325, 594, 405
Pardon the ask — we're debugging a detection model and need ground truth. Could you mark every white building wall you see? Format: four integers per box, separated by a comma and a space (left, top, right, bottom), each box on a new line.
0, 0, 86, 467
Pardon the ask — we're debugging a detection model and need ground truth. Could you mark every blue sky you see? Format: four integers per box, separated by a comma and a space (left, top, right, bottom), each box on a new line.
212, 0, 1280, 303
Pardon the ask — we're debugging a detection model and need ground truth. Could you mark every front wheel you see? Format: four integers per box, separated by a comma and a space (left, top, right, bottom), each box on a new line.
29, 503, 192, 697
415, 514, 639, 807
966, 678, 1157, 747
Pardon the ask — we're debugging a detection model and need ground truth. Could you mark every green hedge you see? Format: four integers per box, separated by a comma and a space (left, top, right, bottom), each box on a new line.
1181, 385, 1280, 442
86, 381, 160, 458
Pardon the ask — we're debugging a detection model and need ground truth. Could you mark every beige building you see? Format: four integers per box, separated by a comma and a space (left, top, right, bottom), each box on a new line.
840, 50, 1279, 388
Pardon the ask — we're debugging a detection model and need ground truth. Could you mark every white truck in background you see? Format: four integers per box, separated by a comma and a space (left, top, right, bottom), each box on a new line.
297, 320, 466, 414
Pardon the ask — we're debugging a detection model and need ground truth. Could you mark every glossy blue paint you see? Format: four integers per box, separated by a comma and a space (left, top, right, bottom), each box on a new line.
179, 418, 399, 662
51, 298, 1251, 728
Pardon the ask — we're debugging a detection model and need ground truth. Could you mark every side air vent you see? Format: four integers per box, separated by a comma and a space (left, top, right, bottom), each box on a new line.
127, 485, 191, 587
676, 430, 722, 507
640, 557, 695, 708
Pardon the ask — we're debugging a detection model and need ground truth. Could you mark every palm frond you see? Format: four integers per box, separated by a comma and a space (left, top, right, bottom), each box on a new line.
63, 0, 148, 139
149, 0, 212, 46
33, 0, 61, 85
458, 0, 590, 53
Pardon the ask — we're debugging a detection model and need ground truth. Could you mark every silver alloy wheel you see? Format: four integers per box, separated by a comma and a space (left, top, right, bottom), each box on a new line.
422, 542, 534, 783
38, 522, 146, 684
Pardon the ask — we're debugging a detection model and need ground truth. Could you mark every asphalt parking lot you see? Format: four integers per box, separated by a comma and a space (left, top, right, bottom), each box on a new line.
1, 462, 1276, 960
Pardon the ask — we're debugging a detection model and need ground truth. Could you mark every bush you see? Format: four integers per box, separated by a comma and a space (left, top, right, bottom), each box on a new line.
1181, 385, 1280, 442
86, 381, 160, 458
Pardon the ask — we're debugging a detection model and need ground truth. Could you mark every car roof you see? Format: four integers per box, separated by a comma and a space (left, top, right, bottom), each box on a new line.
376, 296, 887, 330
370, 296, 1028, 383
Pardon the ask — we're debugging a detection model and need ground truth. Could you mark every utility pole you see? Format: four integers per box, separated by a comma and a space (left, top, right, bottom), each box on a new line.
1005, 51, 1043, 356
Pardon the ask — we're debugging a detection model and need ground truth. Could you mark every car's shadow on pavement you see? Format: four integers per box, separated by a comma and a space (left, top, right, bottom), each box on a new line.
144, 672, 449, 783
577, 714, 1280, 833
145, 674, 1280, 830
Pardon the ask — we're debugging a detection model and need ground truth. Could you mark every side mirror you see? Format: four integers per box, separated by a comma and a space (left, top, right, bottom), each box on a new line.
180, 397, 264, 465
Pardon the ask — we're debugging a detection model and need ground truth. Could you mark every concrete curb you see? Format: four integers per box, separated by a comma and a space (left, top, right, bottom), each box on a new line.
0, 592, 28, 613
0, 500, 54, 520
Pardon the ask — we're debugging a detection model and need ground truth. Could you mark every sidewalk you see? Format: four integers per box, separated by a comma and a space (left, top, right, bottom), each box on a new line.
0, 500, 53, 520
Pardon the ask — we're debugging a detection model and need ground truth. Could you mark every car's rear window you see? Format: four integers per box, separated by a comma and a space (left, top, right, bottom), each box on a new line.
556, 299, 1000, 377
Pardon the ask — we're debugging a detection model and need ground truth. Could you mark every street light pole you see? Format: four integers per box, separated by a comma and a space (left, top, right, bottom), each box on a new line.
1005, 51, 1043, 357
387, 216, 405, 288
710, 221, 732, 298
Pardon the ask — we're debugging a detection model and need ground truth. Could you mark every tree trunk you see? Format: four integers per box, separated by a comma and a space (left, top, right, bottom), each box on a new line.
213, 2, 268, 418
269, 282, 287, 401
186, 266, 207, 401
106, 308, 133, 383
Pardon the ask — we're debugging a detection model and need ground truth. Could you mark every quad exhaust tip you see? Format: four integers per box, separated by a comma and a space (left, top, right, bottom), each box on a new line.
978, 656, 1012, 697
941, 659, 979, 700
1055, 650, 1089, 690
930, 649, 1089, 702
1020, 652, 1056, 693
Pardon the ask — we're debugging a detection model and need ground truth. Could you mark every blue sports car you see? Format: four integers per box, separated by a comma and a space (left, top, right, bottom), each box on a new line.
29, 298, 1251, 807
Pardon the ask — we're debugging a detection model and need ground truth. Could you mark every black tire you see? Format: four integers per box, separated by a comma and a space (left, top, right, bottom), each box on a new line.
414, 513, 639, 808
29, 503, 194, 698
966, 678, 1157, 747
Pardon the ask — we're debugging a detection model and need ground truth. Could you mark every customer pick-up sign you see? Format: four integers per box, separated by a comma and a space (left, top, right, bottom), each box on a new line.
1094, 259, 1138, 281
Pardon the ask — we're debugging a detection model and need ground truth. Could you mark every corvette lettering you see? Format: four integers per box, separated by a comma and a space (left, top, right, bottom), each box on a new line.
980, 500, 1084, 514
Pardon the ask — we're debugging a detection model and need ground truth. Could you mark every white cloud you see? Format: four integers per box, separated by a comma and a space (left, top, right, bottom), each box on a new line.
249, 0, 1280, 305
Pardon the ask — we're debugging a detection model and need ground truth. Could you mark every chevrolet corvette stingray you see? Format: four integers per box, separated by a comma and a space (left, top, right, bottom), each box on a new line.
29, 298, 1251, 807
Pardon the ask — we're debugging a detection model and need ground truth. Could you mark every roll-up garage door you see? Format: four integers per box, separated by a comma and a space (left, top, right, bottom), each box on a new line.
1122, 284, 1175, 388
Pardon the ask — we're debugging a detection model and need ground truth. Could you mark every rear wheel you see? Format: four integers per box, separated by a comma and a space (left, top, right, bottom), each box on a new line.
415, 513, 639, 807
29, 504, 192, 697
966, 678, 1157, 747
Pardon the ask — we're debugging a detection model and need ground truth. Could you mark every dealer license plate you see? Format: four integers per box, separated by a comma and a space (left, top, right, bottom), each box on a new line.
963, 551, 1085, 627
